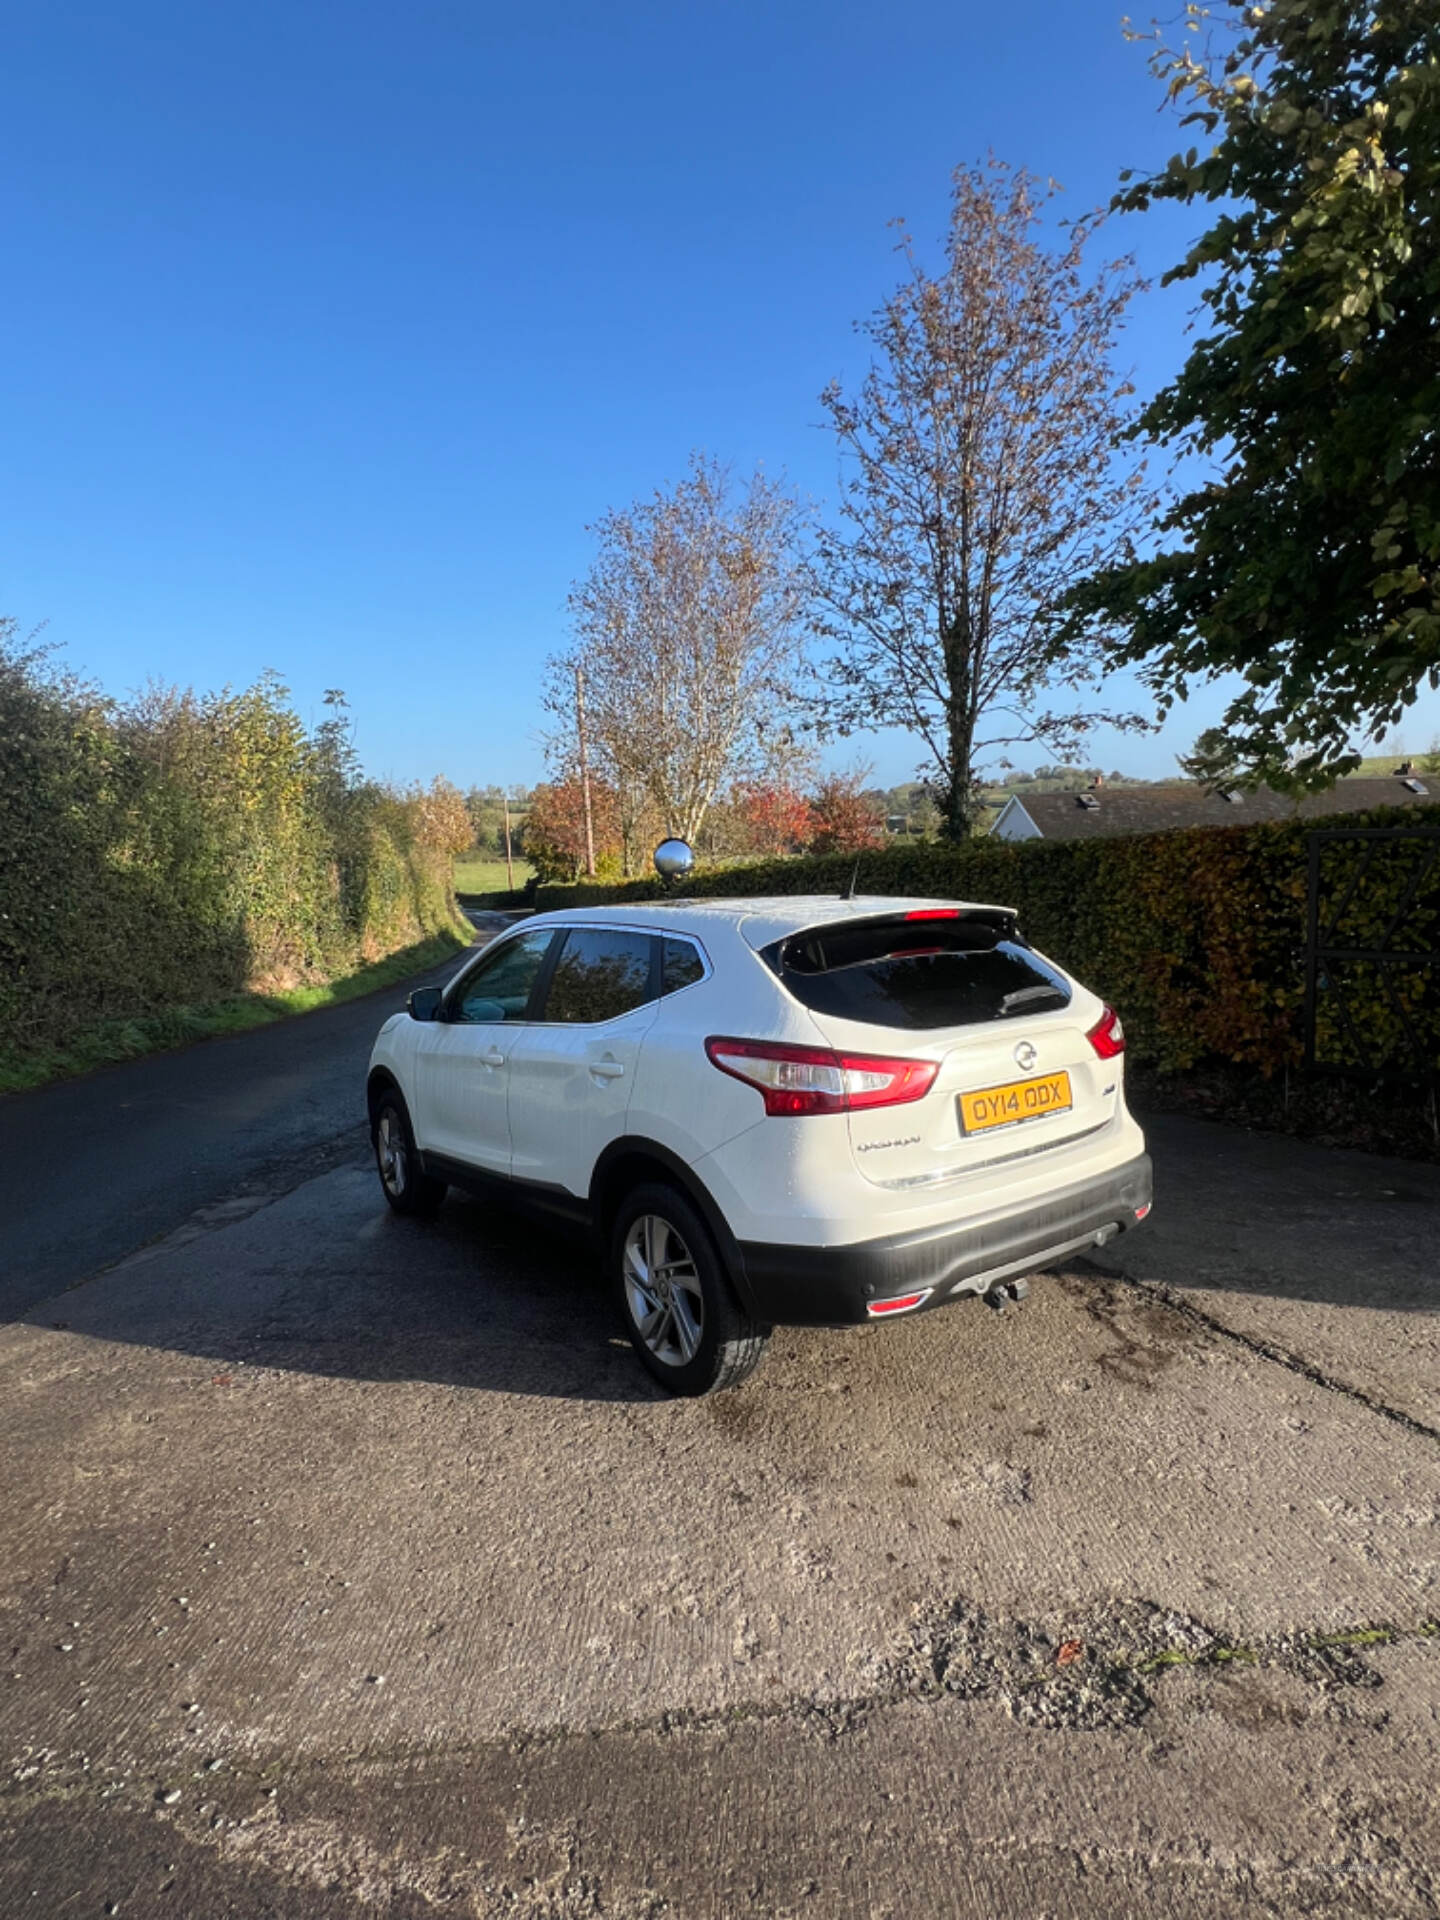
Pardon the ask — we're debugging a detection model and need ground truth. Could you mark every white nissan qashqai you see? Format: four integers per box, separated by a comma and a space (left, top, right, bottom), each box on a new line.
367, 890, 1152, 1395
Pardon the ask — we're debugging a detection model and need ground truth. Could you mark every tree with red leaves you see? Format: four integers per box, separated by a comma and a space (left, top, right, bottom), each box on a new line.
806, 772, 885, 856
525, 776, 621, 883
731, 781, 814, 858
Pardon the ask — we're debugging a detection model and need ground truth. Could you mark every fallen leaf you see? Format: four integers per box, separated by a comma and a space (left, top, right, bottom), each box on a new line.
1056, 1639, 1084, 1666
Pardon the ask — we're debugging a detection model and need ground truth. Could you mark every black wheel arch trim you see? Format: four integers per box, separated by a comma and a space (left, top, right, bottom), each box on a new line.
366, 1067, 403, 1128
589, 1136, 765, 1321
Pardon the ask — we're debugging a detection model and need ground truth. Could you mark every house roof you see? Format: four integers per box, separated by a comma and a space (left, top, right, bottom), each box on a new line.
995, 776, 1436, 842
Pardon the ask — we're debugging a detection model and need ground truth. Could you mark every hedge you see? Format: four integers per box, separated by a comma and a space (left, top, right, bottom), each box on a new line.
533, 804, 1440, 1078
0, 627, 468, 1068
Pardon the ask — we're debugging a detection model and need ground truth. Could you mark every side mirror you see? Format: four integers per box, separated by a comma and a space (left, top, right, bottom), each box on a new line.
407, 986, 444, 1022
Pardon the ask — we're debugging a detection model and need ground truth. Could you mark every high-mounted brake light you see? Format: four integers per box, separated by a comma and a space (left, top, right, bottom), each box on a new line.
903, 908, 960, 921
1087, 1005, 1126, 1059
704, 1037, 939, 1117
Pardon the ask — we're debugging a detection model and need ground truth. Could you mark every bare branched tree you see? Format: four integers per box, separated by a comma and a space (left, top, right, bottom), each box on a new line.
550, 455, 810, 868
815, 160, 1157, 838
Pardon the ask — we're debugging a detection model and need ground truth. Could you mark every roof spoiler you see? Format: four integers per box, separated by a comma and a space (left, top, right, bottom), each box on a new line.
938, 907, 1018, 948
763, 904, 1021, 975
834, 904, 1019, 944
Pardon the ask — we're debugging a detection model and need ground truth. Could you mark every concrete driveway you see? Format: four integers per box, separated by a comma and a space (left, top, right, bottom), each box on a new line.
1, 1002, 1437, 1914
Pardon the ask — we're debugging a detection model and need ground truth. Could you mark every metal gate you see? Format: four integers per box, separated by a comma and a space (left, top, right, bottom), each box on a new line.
1303, 827, 1440, 1087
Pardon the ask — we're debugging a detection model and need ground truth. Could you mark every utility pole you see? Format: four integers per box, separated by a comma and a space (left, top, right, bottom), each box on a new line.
575, 664, 596, 878
502, 790, 515, 892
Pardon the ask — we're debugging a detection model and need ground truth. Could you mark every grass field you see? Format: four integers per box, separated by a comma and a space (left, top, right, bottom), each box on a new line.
452, 854, 534, 894
1356, 750, 1440, 774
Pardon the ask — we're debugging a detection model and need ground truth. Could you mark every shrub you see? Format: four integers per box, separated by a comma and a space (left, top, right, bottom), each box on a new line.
0, 624, 463, 1062
532, 805, 1440, 1078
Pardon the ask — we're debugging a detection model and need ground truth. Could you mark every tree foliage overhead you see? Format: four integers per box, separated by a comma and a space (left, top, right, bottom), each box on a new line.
814, 160, 1156, 840
1066, 0, 1440, 787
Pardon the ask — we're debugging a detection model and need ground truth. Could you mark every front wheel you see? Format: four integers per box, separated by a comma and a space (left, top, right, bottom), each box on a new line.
611, 1183, 769, 1396
372, 1089, 447, 1217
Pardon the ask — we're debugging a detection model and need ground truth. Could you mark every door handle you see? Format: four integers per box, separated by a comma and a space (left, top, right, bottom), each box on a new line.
479, 1049, 506, 1069
590, 1058, 625, 1080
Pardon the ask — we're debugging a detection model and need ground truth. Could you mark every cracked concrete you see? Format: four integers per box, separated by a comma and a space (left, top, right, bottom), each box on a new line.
2, 1086, 1438, 1912
1107, 1109, 1440, 1432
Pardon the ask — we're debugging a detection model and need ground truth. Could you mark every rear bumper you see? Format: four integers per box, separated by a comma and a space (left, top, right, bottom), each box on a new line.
735, 1152, 1153, 1326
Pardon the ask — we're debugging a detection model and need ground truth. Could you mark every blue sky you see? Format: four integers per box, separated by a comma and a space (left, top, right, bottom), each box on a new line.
5, 1, 1437, 793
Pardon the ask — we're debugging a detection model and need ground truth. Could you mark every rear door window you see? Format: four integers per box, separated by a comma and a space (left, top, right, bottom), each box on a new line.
539, 928, 658, 1024
768, 918, 1071, 1032
662, 937, 706, 995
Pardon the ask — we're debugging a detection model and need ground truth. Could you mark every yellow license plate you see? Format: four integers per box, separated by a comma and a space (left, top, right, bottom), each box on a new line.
959, 1070, 1072, 1135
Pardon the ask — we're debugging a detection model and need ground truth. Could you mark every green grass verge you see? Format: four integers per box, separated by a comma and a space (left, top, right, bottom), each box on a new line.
0, 923, 474, 1097
452, 854, 534, 893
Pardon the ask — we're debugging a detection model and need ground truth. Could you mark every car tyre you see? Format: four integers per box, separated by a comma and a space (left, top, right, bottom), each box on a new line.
611, 1182, 769, 1396
372, 1088, 447, 1217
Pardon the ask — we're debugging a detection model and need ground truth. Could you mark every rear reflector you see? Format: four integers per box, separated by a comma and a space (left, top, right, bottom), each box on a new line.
1086, 1005, 1126, 1059
1134, 1202, 1151, 1221
866, 1290, 932, 1316
704, 1037, 939, 1116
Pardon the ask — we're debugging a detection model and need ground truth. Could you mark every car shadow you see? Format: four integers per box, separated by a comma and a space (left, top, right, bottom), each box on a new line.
21, 1110, 1439, 1414
27, 1184, 670, 1406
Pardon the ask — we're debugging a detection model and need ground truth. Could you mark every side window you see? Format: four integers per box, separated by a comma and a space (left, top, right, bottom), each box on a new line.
662, 937, 705, 995
450, 929, 556, 1024
541, 928, 657, 1025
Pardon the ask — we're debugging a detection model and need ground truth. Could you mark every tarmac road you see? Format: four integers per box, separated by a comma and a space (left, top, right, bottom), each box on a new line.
0, 919, 518, 1318
1, 952, 1438, 1917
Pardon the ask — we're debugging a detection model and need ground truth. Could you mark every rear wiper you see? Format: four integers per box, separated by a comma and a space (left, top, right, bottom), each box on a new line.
999, 984, 1068, 1014
810, 945, 956, 974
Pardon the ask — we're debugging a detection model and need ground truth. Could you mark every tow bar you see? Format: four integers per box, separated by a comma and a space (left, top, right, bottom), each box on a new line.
983, 1277, 1030, 1313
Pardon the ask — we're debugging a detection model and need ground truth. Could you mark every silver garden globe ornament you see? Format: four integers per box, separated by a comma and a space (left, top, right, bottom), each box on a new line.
653, 838, 695, 882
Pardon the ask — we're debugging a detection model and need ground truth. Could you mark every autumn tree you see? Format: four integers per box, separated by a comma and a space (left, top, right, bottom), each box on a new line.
1063, 1, 1440, 790
551, 455, 811, 870
805, 771, 886, 855
815, 160, 1156, 839
410, 776, 475, 857
730, 779, 814, 857
525, 775, 621, 883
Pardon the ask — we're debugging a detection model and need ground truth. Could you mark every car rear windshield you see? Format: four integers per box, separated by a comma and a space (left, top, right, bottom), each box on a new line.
765, 917, 1072, 1032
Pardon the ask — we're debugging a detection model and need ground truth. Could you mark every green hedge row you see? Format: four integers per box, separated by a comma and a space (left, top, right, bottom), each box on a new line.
0, 627, 466, 1065
534, 805, 1440, 1076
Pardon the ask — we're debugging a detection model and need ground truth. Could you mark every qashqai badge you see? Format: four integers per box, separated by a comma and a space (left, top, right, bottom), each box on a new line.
1013, 1039, 1038, 1073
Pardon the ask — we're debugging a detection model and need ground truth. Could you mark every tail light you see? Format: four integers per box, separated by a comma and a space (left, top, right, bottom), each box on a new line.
704, 1037, 939, 1116
1087, 1005, 1126, 1059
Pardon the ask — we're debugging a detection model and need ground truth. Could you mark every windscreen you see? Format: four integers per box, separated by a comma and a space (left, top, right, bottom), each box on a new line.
768, 918, 1072, 1032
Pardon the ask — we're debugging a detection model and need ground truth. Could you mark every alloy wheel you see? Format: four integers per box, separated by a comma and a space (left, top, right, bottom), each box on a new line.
377, 1108, 408, 1197
622, 1213, 704, 1367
